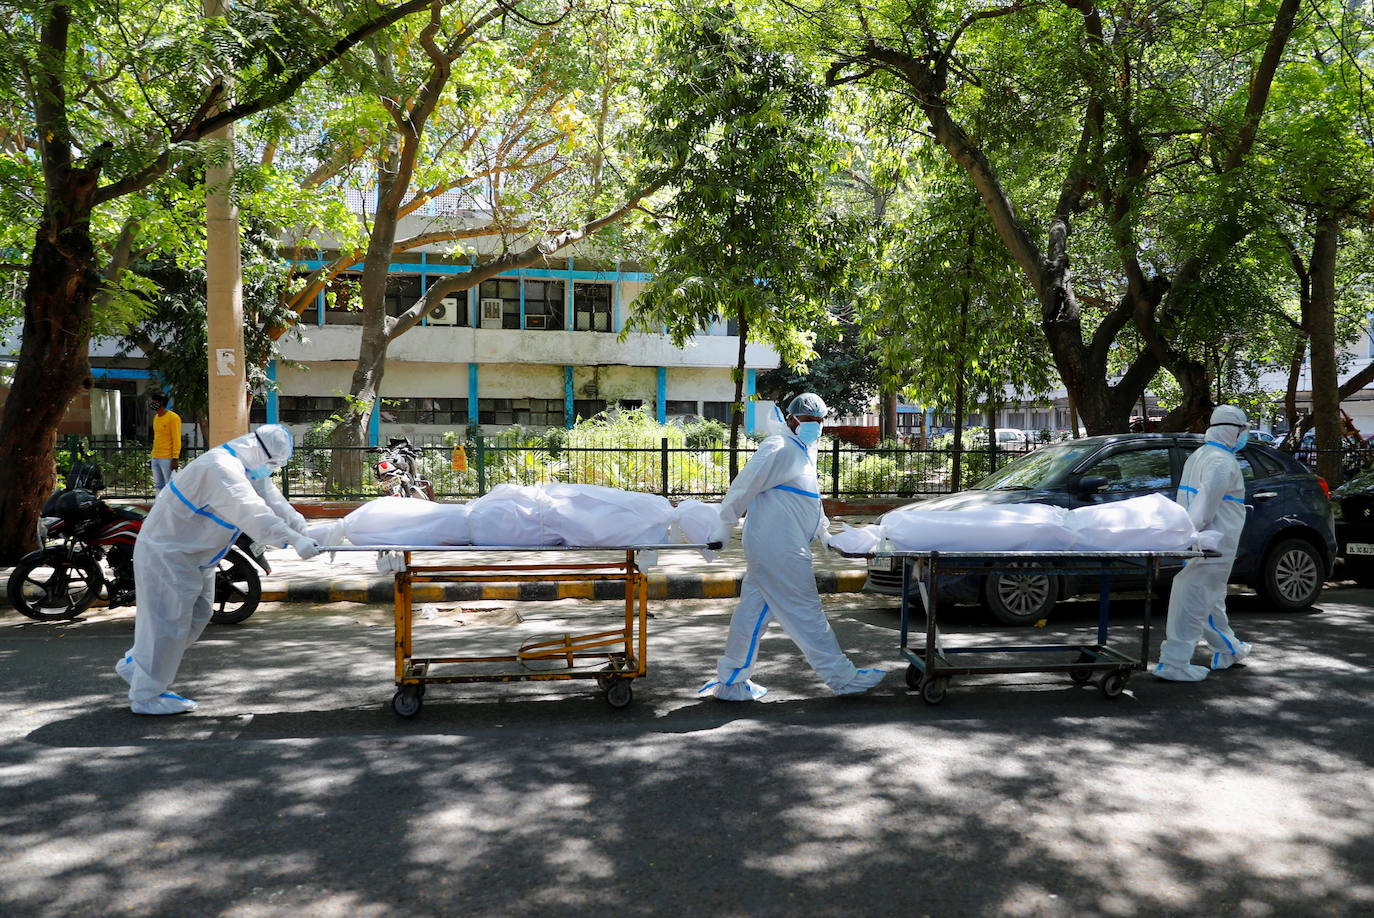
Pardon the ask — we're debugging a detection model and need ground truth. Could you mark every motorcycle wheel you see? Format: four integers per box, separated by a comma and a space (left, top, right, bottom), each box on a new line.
211, 551, 262, 625
6, 548, 105, 621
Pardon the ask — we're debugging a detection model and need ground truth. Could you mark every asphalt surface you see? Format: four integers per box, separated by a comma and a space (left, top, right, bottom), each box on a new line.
2, 584, 1373, 917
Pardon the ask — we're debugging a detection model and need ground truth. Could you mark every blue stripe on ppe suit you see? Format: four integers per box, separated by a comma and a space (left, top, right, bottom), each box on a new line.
122, 426, 309, 711
1155, 407, 1252, 681
703, 431, 884, 700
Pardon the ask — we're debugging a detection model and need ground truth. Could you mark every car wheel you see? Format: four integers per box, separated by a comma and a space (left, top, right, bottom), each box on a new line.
1260, 537, 1323, 612
983, 568, 1059, 626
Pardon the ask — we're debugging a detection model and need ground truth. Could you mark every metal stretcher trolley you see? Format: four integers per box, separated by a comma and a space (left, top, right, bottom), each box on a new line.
850, 549, 1201, 705
328, 544, 710, 718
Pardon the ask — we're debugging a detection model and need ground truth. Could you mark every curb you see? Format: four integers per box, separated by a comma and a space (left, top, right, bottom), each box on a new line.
261, 569, 871, 604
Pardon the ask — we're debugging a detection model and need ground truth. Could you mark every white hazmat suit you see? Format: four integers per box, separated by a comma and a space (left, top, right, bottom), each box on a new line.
117, 425, 321, 714
701, 397, 887, 700
1154, 406, 1253, 682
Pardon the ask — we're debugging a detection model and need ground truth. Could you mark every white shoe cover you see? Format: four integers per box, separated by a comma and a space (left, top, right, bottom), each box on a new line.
115, 654, 134, 685
1152, 661, 1209, 682
131, 692, 198, 715
703, 679, 768, 701
1211, 642, 1252, 670
833, 668, 889, 696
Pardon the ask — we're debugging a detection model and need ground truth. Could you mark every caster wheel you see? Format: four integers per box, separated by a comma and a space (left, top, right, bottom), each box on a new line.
605, 680, 633, 709
596, 674, 614, 692
414, 683, 426, 699
905, 664, 923, 690
1100, 671, 1129, 699
391, 689, 422, 718
1069, 652, 1094, 685
920, 676, 949, 706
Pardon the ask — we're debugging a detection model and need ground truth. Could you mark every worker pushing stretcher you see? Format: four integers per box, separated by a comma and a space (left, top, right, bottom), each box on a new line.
119, 404, 1248, 717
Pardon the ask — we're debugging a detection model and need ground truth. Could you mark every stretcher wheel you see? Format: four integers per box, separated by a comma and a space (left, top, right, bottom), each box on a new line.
920, 676, 949, 706
596, 674, 615, 691
391, 689, 422, 718
1069, 653, 1094, 685
605, 680, 633, 709
905, 664, 923, 690
1100, 671, 1129, 699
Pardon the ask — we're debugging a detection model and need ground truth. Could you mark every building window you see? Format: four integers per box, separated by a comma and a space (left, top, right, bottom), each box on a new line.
618, 399, 643, 410
478, 397, 564, 427
323, 274, 363, 325
523, 280, 565, 330
702, 401, 732, 422
574, 283, 613, 332
278, 396, 347, 424
378, 398, 468, 425
665, 399, 698, 419
573, 399, 606, 420
479, 279, 522, 329
725, 318, 739, 336
384, 274, 422, 318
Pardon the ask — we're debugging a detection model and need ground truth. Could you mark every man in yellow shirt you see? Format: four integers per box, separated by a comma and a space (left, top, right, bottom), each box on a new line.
149, 392, 182, 493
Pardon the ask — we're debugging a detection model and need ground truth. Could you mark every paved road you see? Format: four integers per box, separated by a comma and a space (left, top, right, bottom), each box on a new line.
2, 587, 1372, 917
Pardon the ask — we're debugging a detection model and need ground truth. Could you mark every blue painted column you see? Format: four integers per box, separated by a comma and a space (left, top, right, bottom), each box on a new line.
614, 267, 622, 332
745, 368, 756, 433
656, 368, 667, 423
470, 285, 479, 328
418, 252, 428, 325
566, 257, 575, 329
315, 289, 325, 325
265, 361, 279, 423
367, 398, 380, 446
468, 363, 480, 429
519, 272, 526, 329
565, 366, 575, 428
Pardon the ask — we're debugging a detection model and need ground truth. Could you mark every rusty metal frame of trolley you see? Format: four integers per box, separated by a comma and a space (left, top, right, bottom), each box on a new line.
845, 549, 1204, 705
323, 544, 711, 717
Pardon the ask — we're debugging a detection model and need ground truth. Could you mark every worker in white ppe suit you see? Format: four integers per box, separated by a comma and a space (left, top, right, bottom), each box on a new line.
116, 424, 322, 714
1154, 405, 1253, 682
700, 393, 888, 700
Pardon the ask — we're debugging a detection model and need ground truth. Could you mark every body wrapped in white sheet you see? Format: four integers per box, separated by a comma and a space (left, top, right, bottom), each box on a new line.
330, 485, 722, 549
828, 493, 1200, 555
879, 502, 1076, 552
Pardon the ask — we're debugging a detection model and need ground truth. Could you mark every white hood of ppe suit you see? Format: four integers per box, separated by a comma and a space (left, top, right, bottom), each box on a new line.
1204, 405, 1247, 451
222, 424, 294, 479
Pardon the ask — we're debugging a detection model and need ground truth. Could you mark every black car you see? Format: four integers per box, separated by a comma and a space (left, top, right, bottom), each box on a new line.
866, 433, 1337, 624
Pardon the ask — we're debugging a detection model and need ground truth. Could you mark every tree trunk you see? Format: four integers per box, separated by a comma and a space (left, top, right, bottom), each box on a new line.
882, 390, 898, 443
729, 304, 748, 480
0, 173, 102, 560
1159, 357, 1212, 433
1309, 214, 1344, 487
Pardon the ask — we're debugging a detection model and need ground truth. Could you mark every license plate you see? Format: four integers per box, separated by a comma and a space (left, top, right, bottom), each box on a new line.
869, 557, 898, 572
1347, 542, 1374, 556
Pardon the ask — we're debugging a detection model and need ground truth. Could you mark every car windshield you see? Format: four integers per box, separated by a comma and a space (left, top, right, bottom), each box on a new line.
973, 443, 1095, 490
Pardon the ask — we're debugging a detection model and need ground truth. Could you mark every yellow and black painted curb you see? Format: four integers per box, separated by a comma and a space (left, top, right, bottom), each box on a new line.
261, 569, 871, 605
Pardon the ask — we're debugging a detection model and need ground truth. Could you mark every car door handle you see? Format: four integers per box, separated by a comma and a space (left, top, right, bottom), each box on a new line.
1253, 491, 1278, 499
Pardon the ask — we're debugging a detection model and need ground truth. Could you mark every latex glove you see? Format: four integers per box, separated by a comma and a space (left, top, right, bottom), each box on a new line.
290, 533, 321, 560
376, 551, 406, 574
707, 520, 734, 549
816, 528, 833, 549
1197, 530, 1223, 553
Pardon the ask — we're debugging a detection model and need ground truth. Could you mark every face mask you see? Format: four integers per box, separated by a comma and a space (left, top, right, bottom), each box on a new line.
1235, 431, 1249, 451
796, 421, 823, 444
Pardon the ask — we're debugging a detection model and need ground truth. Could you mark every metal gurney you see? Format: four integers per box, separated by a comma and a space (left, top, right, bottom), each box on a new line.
325, 543, 713, 718
843, 548, 1202, 705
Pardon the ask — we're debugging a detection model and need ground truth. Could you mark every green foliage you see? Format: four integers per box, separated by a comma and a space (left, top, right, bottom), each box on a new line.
627, 5, 841, 438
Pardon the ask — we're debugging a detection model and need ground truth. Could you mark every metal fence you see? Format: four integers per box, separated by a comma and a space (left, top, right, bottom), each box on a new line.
66, 436, 1034, 502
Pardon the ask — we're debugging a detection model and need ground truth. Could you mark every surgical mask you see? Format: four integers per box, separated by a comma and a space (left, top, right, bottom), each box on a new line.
796, 421, 823, 444
244, 464, 273, 481
1235, 431, 1249, 450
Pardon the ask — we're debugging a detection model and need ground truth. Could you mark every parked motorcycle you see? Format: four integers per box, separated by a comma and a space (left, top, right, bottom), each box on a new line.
6, 488, 270, 625
371, 437, 434, 500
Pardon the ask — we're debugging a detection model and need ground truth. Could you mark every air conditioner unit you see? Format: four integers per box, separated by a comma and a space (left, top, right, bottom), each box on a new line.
428, 297, 460, 326
480, 297, 503, 329
525, 314, 547, 329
